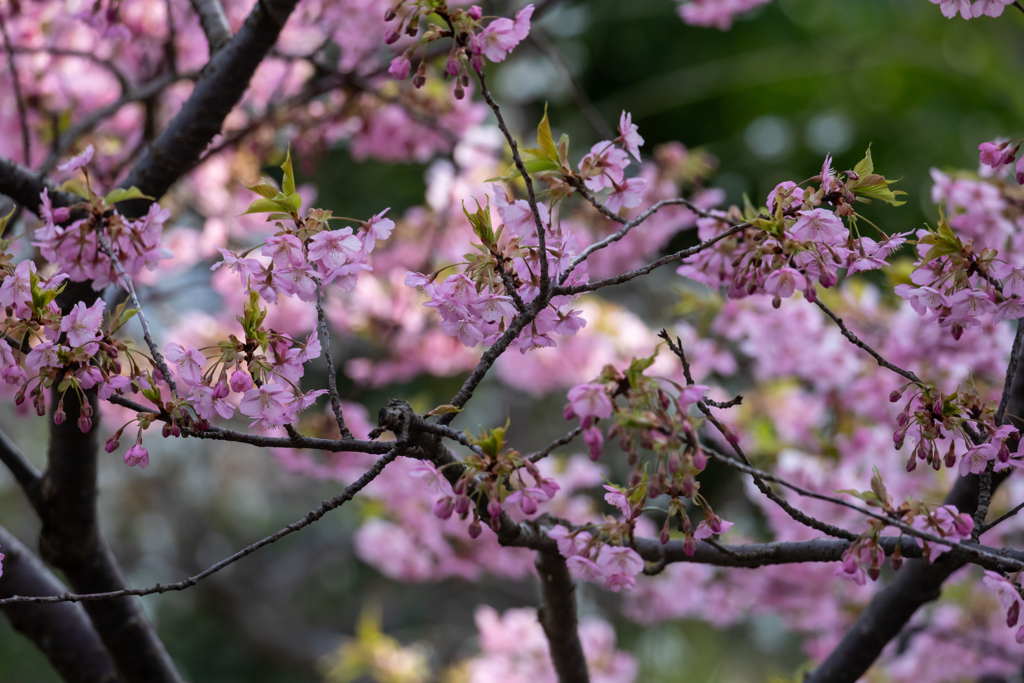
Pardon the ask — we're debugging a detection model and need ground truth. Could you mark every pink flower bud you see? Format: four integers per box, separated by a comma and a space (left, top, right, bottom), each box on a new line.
660, 524, 670, 545
433, 496, 454, 519
889, 389, 903, 403
105, 437, 120, 453
78, 416, 91, 433
906, 452, 917, 472
683, 534, 696, 557
229, 371, 254, 394
487, 497, 501, 520
692, 448, 707, 471
468, 518, 482, 539
384, 29, 400, 44
53, 403, 66, 425
455, 494, 471, 516
125, 444, 149, 469
52, 207, 70, 223
563, 403, 576, 421
213, 381, 230, 399
468, 5, 482, 19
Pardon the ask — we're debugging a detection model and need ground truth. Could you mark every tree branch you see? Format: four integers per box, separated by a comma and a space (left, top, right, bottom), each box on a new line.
0, 526, 120, 683
315, 279, 353, 439
189, 0, 233, 54
0, 427, 42, 511
805, 347, 1024, 683
535, 550, 590, 683
814, 299, 923, 386
555, 222, 749, 296
0, 156, 75, 213
0, 448, 400, 607
38, 385, 184, 683
119, 0, 301, 211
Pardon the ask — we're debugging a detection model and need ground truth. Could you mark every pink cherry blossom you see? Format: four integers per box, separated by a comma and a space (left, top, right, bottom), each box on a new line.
567, 383, 613, 420
60, 299, 105, 348
164, 343, 206, 386
789, 208, 847, 245
617, 111, 644, 161
124, 444, 149, 469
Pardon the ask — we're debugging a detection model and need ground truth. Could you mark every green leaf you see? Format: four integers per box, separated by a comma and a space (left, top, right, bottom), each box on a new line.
537, 103, 558, 163
280, 147, 296, 197
0, 206, 14, 235
241, 195, 301, 216
626, 350, 658, 389
245, 181, 279, 199
852, 145, 874, 178
853, 181, 906, 207
104, 186, 153, 206
427, 404, 463, 416
59, 178, 89, 199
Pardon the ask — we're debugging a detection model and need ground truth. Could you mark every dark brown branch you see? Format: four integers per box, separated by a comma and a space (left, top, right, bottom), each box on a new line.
0, 427, 42, 510
0, 526, 120, 683
0, 448, 400, 607
0, 156, 76, 213
38, 386, 184, 683
806, 351, 1024, 683
119, 0, 302, 211
189, 0, 233, 54
536, 550, 590, 683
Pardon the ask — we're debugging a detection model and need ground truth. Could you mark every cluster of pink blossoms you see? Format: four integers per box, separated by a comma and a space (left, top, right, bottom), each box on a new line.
36, 146, 171, 290
888, 383, 1020, 476
548, 524, 645, 593
388, 2, 533, 96
679, 152, 907, 307
895, 170, 1024, 339
929, 0, 1016, 19
405, 187, 589, 352
467, 606, 636, 683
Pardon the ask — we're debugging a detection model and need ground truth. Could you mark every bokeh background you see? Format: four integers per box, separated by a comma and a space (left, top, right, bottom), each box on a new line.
2, 0, 1023, 680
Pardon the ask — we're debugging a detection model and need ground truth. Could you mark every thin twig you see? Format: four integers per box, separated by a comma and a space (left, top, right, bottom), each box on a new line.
0, 12, 31, 166
107, 393, 391, 454
0, 448, 401, 606
314, 279, 353, 439
814, 299, 923, 386
563, 197, 726, 283
529, 426, 583, 463
96, 233, 178, 397
529, 27, 612, 139
658, 330, 857, 541
555, 220, 748, 296
981, 500, 1024, 535
474, 69, 552, 302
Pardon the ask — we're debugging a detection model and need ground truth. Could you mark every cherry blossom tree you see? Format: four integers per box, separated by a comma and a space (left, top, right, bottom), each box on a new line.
1, 1, 1024, 682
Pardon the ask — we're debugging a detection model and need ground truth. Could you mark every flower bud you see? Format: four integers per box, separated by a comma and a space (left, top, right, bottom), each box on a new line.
905, 452, 917, 472
455, 494, 471, 516
53, 400, 66, 425
488, 497, 501, 520
468, 5, 482, 19
692, 448, 707, 471
213, 381, 230, 399
385, 29, 400, 44
563, 403, 576, 421
889, 389, 903, 403
53, 207, 71, 223
660, 524, 671, 545
78, 416, 91, 433
433, 496, 454, 519
468, 518, 482, 539
384, 7, 397, 21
